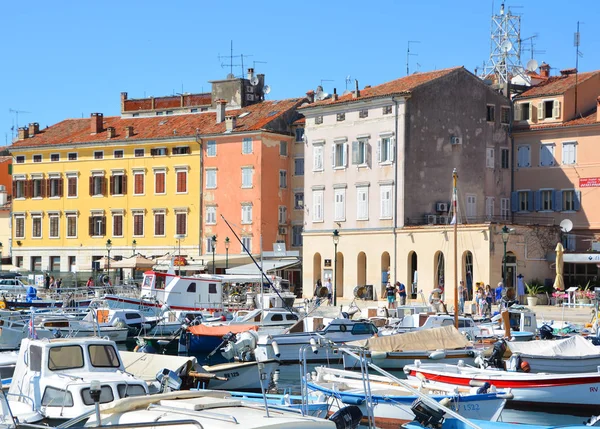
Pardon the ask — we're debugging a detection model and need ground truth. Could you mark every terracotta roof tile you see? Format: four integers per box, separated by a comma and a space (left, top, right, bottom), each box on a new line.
10, 99, 303, 149
515, 108, 599, 131
300, 67, 462, 109
293, 116, 305, 125
516, 70, 600, 99
0, 156, 11, 163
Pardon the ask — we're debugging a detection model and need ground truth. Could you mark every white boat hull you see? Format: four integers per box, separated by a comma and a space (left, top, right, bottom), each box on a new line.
521, 356, 600, 374
343, 349, 477, 370
199, 360, 279, 391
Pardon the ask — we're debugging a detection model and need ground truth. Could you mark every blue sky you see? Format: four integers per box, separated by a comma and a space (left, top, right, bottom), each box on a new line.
1, 0, 599, 146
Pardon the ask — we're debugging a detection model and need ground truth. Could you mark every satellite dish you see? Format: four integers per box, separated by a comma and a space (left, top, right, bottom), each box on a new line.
316, 92, 329, 101
560, 219, 573, 233
263, 85, 271, 94
342, 90, 351, 96
226, 73, 235, 79
526, 59, 539, 72
250, 76, 259, 86
500, 40, 513, 53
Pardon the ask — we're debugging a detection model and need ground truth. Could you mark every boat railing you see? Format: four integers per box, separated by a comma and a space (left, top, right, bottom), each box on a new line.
5, 392, 37, 410
24, 420, 205, 429
149, 403, 237, 424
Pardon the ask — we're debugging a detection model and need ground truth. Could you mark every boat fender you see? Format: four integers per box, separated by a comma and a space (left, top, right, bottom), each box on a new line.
339, 396, 364, 406
476, 381, 491, 394
439, 397, 452, 408
142, 323, 152, 331
520, 360, 531, 373
469, 380, 486, 387
371, 351, 387, 360
428, 350, 447, 360
414, 359, 422, 367
133, 345, 140, 352
496, 392, 514, 400
271, 340, 280, 358
329, 405, 363, 429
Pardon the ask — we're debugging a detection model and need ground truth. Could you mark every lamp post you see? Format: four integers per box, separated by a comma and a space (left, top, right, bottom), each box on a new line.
106, 239, 112, 281
225, 237, 230, 270
501, 225, 510, 289
174, 234, 184, 276
132, 239, 137, 256
211, 235, 217, 274
332, 229, 340, 307
0, 242, 3, 272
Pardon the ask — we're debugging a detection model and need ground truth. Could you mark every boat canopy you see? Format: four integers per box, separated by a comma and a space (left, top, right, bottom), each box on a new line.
508, 335, 600, 358
187, 324, 258, 337
347, 325, 472, 352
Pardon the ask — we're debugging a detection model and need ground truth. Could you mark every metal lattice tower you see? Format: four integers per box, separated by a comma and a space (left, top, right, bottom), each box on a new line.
482, 3, 526, 84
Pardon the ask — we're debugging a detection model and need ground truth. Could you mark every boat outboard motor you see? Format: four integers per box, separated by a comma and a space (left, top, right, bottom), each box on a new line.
328, 405, 363, 429
485, 339, 507, 369
539, 324, 554, 340
411, 399, 445, 429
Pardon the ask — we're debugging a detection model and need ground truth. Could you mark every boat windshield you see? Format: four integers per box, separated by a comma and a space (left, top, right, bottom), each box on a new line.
88, 344, 120, 368
48, 345, 84, 371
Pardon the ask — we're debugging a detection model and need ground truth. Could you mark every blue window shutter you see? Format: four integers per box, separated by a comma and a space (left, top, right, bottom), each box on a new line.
574, 190, 581, 211
534, 191, 541, 211
527, 190, 534, 211
511, 192, 518, 212
553, 190, 563, 211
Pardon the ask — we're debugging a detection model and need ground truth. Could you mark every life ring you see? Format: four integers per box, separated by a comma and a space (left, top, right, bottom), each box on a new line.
0, 300, 6, 309
133, 345, 140, 352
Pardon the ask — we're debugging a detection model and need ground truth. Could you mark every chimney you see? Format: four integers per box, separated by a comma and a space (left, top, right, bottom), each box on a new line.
560, 68, 577, 76
120, 92, 128, 111
18, 127, 29, 140
180, 94, 185, 107
125, 126, 134, 138
353, 80, 360, 99
29, 122, 39, 136
225, 115, 237, 132
150, 97, 155, 110
597, 97, 600, 122
107, 127, 116, 139
364, 85, 371, 89
306, 90, 315, 103
539, 63, 550, 78
90, 113, 103, 134
247, 68, 255, 80
331, 88, 338, 102
216, 99, 226, 124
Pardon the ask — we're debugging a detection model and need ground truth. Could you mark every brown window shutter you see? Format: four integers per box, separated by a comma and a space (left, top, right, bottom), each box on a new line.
101, 177, 107, 196
26, 180, 32, 198
59, 177, 64, 197
44, 179, 50, 198
101, 216, 106, 236
12, 181, 16, 197
122, 175, 127, 195
109, 176, 115, 195
89, 177, 94, 196
89, 217, 94, 235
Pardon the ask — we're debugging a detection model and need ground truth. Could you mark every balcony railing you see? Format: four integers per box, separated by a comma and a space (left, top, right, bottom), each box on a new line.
406, 214, 556, 227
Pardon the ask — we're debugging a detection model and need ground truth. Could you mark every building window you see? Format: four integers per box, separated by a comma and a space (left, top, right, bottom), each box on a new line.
242, 167, 253, 188
312, 190, 323, 222
172, 146, 190, 155
206, 206, 216, 225
486, 148, 495, 168
279, 170, 287, 188
336, 113, 345, 122
66, 215, 77, 238
176, 212, 187, 235
466, 194, 476, 220
68, 152, 78, 161
538, 190, 553, 211
134, 149, 144, 157
515, 102, 531, 121
315, 116, 323, 125
563, 190, 580, 211
352, 140, 369, 165
15, 256, 23, 268
32, 215, 42, 238
517, 191, 530, 212
334, 189, 345, 221
500, 198, 510, 220
562, 142, 577, 165
383, 106, 392, 115
333, 142, 348, 168
31, 256, 42, 271
206, 169, 217, 189
294, 158, 304, 176
51, 153, 60, 162
49, 256, 60, 271
112, 213, 123, 237
517, 145, 530, 168
242, 204, 253, 224
205, 237, 213, 253
292, 225, 303, 247
114, 150, 124, 159
15, 215, 25, 238
278, 206, 287, 224
242, 138, 253, 154
90, 176, 106, 196
313, 146, 323, 171
15, 156, 25, 164
150, 148, 168, 156
501, 148, 510, 169
380, 185, 392, 219
538, 99, 560, 120
295, 128, 304, 142
359, 109, 369, 118
154, 170, 166, 194
241, 237, 251, 253
154, 212, 165, 236
294, 192, 304, 209
69, 256, 76, 270
540, 143, 555, 166
67, 176, 77, 197
206, 140, 217, 157
486, 105, 495, 122
133, 173, 144, 195
14, 180, 26, 198
94, 151, 103, 160
500, 107, 510, 124
110, 173, 126, 195
357, 187, 368, 220
133, 212, 144, 237
378, 137, 394, 163
563, 234, 576, 251
49, 214, 59, 238
32, 177, 44, 198
33, 155, 42, 163
280, 141, 288, 156
485, 197, 494, 220
176, 169, 187, 193
89, 215, 106, 236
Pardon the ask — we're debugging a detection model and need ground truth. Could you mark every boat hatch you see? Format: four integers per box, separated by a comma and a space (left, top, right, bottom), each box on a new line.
159, 397, 242, 411
42, 321, 70, 328
48, 345, 84, 371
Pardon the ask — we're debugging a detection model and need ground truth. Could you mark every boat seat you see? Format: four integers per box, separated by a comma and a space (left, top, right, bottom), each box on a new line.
160, 397, 242, 411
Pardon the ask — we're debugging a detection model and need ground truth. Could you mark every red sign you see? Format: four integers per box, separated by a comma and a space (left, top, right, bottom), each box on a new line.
174, 256, 187, 266
580, 177, 600, 188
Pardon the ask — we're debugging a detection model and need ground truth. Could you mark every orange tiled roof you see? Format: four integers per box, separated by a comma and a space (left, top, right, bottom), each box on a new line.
10, 98, 303, 149
0, 156, 12, 163
293, 116, 305, 125
516, 70, 600, 99
514, 108, 599, 131
300, 67, 462, 109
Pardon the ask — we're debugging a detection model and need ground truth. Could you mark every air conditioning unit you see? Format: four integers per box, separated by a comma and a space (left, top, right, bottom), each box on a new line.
436, 202, 449, 213
438, 216, 449, 225
450, 136, 462, 145
426, 215, 437, 225
278, 227, 287, 235
246, 94, 255, 101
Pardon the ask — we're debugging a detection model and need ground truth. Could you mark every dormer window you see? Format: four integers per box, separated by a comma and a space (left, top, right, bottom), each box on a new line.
515, 102, 531, 121
538, 99, 561, 120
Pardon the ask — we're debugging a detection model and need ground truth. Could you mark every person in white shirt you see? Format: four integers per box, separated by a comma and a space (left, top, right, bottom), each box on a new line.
325, 278, 333, 305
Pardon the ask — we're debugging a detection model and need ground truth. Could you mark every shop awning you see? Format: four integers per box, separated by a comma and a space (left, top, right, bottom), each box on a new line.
225, 259, 300, 275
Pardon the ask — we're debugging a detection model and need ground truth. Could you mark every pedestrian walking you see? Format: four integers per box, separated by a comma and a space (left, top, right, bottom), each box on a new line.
86, 277, 94, 288
325, 278, 333, 305
386, 282, 397, 309
44, 273, 50, 290
314, 279, 322, 297
458, 281, 466, 314
397, 281, 407, 306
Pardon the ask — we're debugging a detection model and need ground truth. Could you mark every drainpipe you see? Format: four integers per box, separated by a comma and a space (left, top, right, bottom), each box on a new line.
508, 84, 515, 225
392, 97, 400, 285
195, 130, 203, 257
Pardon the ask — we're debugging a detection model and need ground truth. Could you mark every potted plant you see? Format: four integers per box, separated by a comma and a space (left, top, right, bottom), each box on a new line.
525, 283, 543, 307
578, 281, 592, 304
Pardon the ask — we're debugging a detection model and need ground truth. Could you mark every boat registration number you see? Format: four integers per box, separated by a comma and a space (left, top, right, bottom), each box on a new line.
461, 404, 480, 411
223, 372, 239, 378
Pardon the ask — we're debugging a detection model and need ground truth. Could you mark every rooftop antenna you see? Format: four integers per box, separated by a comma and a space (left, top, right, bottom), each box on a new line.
320, 79, 334, 91
9, 108, 31, 140
253, 60, 267, 69
520, 34, 545, 61
406, 41, 420, 76
345, 75, 352, 90
574, 21, 584, 117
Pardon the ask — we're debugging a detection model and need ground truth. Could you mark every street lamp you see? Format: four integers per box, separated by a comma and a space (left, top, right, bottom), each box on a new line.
332, 229, 340, 307
501, 225, 510, 289
225, 237, 230, 270
0, 242, 3, 272
174, 234, 185, 276
105, 239, 112, 280
132, 239, 137, 256
211, 235, 217, 274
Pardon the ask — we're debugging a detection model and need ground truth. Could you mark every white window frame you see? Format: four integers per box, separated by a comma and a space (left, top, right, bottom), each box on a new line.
15, 214, 25, 239
48, 213, 60, 239
94, 151, 104, 160
378, 135, 395, 164
279, 141, 288, 157
206, 140, 217, 157
279, 170, 287, 189
563, 189, 576, 212
205, 237, 214, 254
241, 237, 252, 254
66, 173, 78, 198
206, 206, 217, 225
518, 190, 530, 212
540, 143, 555, 167
332, 141, 348, 169
561, 141, 577, 165
175, 167, 188, 194
153, 168, 166, 195
206, 169, 217, 189
241, 167, 253, 188
313, 145, 324, 172
380, 185, 392, 219
153, 210, 166, 237
278, 206, 287, 225
241, 204, 253, 224
133, 171, 145, 196
500, 198, 510, 221
334, 188, 346, 222
111, 171, 125, 196
312, 190, 324, 223
112, 212, 124, 238
357, 187, 369, 221
466, 194, 476, 220
540, 189, 553, 211
113, 149, 124, 159
31, 214, 42, 239
65, 213, 77, 238
485, 196, 494, 220
242, 137, 253, 154
132, 210, 145, 238
175, 210, 188, 236
486, 148, 495, 168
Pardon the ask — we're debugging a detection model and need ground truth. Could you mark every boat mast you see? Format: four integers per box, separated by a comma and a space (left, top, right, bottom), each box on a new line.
453, 168, 459, 329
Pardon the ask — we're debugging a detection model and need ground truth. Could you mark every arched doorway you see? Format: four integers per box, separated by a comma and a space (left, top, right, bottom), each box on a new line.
312, 252, 322, 295
357, 252, 367, 286
462, 251, 473, 300
434, 251, 445, 296
408, 251, 418, 299
335, 252, 344, 298
381, 252, 391, 298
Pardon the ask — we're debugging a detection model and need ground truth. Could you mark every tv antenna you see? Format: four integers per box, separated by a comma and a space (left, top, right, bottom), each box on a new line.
574, 21, 584, 117
520, 34, 545, 61
9, 108, 31, 140
217, 41, 253, 78
320, 79, 333, 89
406, 41, 420, 76
345, 75, 352, 90
253, 60, 267, 69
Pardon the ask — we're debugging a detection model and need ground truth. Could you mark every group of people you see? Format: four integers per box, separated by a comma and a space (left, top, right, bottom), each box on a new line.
314, 278, 333, 305
385, 281, 407, 308
457, 280, 504, 316
44, 273, 63, 290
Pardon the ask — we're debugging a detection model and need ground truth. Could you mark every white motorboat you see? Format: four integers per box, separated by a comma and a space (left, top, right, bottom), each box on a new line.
0, 351, 18, 380
478, 306, 538, 341
381, 313, 484, 339
7, 337, 149, 423
343, 326, 481, 370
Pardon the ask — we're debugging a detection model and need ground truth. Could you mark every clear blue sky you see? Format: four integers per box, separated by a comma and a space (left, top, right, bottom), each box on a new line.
1, 0, 599, 146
